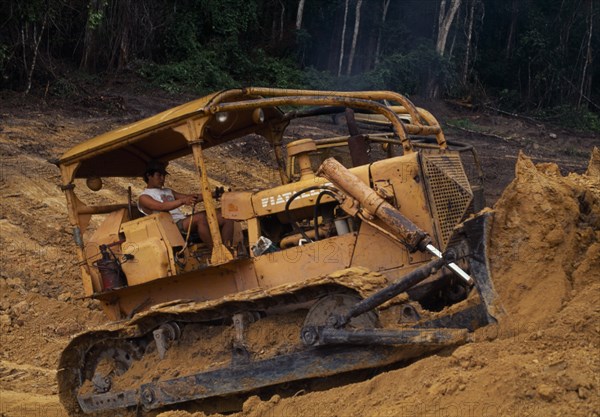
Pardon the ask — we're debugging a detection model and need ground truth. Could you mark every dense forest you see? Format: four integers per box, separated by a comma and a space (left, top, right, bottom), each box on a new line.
1, 0, 599, 129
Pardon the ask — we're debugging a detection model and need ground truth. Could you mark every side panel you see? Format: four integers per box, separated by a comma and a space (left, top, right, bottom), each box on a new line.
120, 213, 185, 284
350, 222, 409, 272
98, 263, 250, 320
351, 152, 440, 279
252, 233, 357, 289
369, 152, 438, 243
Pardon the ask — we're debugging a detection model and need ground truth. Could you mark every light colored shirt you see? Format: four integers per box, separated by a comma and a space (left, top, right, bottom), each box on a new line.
138, 187, 186, 222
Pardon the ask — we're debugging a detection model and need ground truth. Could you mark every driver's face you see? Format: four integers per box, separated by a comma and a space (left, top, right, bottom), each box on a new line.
148, 172, 166, 188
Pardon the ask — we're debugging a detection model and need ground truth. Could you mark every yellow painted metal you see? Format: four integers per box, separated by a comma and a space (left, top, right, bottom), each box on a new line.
351, 222, 409, 272
242, 88, 447, 149
190, 141, 234, 265
246, 218, 261, 253
57, 88, 447, 183
251, 177, 328, 217
252, 233, 356, 288
411, 107, 447, 149
95, 265, 245, 321
287, 139, 318, 181
55, 87, 462, 321
420, 152, 473, 248
221, 191, 255, 221
59, 164, 94, 296
370, 152, 437, 241
209, 96, 415, 154
119, 212, 185, 284
242, 88, 424, 123
58, 94, 217, 165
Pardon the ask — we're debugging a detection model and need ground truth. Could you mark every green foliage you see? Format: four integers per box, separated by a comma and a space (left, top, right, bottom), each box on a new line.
137, 52, 236, 94
159, 12, 203, 62
48, 77, 78, 97
301, 67, 337, 90
477, 0, 598, 110
86, 0, 108, 30
580, 110, 600, 133
202, 0, 258, 37
447, 118, 476, 130
497, 89, 522, 110
137, 45, 308, 94
246, 52, 304, 88
360, 43, 457, 95
0, 0, 596, 129
15, 0, 48, 22
535, 106, 600, 133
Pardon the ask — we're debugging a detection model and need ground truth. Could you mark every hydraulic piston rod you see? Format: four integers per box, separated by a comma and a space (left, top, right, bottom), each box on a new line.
317, 158, 473, 285
333, 255, 448, 328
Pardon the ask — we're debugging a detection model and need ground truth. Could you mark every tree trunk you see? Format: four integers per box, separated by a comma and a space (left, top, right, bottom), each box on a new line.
427, 0, 462, 98
462, 0, 476, 84
374, 0, 390, 66
271, 8, 278, 42
107, 0, 131, 71
578, 0, 593, 108
81, 0, 106, 71
338, 0, 350, 77
436, 0, 461, 56
505, 0, 518, 59
296, 0, 306, 30
24, 13, 48, 95
279, 0, 286, 42
346, 0, 363, 75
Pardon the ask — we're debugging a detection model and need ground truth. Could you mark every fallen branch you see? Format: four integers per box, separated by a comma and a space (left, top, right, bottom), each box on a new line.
445, 123, 511, 142
482, 104, 541, 124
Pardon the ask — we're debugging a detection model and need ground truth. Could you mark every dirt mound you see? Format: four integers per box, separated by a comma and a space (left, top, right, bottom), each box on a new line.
156, 150, 600, 417
490, 150, 600, 329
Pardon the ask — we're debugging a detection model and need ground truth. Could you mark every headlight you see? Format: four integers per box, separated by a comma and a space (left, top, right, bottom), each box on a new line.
86, 176, 103, 191
252, 108, 265, 124
215, 112, 229, 123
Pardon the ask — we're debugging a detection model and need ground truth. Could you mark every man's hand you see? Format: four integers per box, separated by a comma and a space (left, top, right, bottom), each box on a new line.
181, 195, 199, 206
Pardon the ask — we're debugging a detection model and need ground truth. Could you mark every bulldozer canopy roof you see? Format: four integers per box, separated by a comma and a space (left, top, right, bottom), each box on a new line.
57, 88, 436, 181
58, 90, 284, 179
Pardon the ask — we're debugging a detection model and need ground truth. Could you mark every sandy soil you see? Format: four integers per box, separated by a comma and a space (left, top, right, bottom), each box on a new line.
0, 85, 598, 417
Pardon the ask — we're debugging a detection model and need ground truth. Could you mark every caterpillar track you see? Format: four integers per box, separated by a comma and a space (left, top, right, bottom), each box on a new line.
58, 270, 484, 416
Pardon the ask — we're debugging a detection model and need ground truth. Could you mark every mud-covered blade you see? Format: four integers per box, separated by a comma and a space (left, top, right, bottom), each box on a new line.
462, 211, 504, 324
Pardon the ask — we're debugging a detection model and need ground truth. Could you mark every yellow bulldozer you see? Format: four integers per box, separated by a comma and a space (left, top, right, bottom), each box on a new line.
54, 88, 502, 416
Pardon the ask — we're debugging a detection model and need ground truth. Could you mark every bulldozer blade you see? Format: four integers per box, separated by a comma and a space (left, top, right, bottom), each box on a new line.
462, 211, 504, 324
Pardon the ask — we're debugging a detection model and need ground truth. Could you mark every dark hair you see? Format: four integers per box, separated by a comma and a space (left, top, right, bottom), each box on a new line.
143, 160, 168, 183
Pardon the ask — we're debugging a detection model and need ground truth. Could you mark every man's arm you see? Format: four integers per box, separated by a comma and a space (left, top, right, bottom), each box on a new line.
139, 194, 197, 213
172, 190, 203, 202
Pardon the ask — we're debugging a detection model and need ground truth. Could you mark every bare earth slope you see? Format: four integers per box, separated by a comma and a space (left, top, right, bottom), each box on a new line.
0, 89, 598, 417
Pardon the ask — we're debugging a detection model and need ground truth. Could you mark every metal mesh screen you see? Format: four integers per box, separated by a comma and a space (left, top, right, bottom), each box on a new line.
422, 153, 473, 248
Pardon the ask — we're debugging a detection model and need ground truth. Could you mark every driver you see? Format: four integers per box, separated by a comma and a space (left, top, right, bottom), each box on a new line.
138, 160, 232, 248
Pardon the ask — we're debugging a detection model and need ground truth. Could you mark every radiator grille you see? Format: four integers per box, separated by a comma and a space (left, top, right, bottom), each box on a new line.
422, 153, 473, 248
